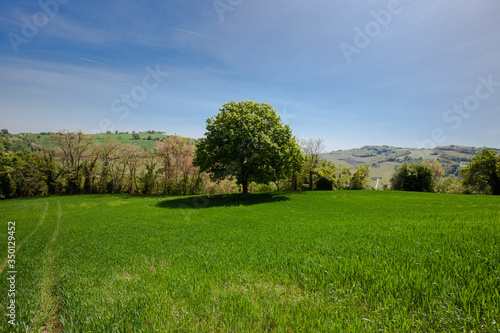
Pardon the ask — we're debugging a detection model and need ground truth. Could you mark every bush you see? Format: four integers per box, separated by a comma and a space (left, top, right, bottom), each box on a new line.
350, 165, 370, 190
390, 163, 434, 192
435, 177, 463, 194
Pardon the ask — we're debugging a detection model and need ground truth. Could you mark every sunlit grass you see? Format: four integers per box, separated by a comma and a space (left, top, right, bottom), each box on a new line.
1, 191, 499, 332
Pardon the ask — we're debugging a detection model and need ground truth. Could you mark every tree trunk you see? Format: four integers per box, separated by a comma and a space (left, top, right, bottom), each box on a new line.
242, 181, 249, 198
291, 174, 297, 191
492, 174, 500, 195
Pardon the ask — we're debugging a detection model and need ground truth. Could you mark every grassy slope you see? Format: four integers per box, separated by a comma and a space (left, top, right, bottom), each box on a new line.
0, 191, 499, 332
18, 132, 174, 150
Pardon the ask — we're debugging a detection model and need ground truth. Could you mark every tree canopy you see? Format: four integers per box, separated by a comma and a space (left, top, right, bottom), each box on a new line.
193, 101, 304, 197
461, 148, 500, 195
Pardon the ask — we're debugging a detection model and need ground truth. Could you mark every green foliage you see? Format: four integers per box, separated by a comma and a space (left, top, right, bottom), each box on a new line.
0, 137, 11, 152
1, 192, 499, 331
194, 101, 304, 196
0, 151, 47, 198
435, 177, 464, 194
0, 131, 238, 199
300, 137, 325, 190
311, 160, 370, 190
422, 159, 445, 183
313, 159, 336, 190
350, 164, 370, 190
460, 148, 500, 195
332, 165, 352, 190
390, 162, 434, 192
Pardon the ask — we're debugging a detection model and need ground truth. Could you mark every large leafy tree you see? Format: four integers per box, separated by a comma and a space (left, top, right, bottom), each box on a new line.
461, 148, 500, 195
194, 101, 304, 197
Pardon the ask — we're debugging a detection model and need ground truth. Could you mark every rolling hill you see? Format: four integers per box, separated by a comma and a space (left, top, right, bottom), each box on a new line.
321, 145, 500, 187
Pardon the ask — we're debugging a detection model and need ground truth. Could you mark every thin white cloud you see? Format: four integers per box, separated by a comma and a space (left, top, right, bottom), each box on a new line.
172, 27, 223, 43
0, 57, 130, 87
78, 58, 111, 67
0, 16, 19, 26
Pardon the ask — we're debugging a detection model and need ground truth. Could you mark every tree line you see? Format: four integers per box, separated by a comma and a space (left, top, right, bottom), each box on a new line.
0, 133, 371, 200
2, 100, 497, 199
0, 131, 235, 199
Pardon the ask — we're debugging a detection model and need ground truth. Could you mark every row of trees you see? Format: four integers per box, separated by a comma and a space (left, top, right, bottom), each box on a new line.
0, 102, 373, 199
0, 131, 235, 199
0, 132, 370, 200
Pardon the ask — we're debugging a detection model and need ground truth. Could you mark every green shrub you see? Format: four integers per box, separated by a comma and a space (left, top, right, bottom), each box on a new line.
390, 162, 434, 192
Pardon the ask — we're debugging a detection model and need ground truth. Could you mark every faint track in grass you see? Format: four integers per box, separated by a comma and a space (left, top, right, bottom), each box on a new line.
0, 200, 49, 274
38, 200, 63, 333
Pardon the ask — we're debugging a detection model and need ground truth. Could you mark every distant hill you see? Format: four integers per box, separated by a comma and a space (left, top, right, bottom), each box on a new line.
0, 131, 194, 152
321, 145, 500, 187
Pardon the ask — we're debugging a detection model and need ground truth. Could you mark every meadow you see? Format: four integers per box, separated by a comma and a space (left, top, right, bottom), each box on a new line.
0, 191, 499, 332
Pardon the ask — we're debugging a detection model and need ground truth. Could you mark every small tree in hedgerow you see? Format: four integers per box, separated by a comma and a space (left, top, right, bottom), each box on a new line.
390, 162, 434, 192
350, 164, 370, 190
194, 101, 304, 198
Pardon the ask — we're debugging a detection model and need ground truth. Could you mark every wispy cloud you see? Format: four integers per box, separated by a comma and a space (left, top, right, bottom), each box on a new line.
0, 16, 19, 26
172, 27, 223, 43
78, 57, 111, 67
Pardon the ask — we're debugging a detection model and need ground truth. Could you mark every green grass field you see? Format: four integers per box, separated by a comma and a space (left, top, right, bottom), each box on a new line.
1, 191, 499, 332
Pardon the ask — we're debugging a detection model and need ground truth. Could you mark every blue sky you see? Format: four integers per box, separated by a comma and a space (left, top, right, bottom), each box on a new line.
1, 0, 499, 151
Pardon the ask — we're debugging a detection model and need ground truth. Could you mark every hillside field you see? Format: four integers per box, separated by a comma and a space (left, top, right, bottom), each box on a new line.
32, 132, 174, 150
321, 145, 500, 187
0, 191, 499, 332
